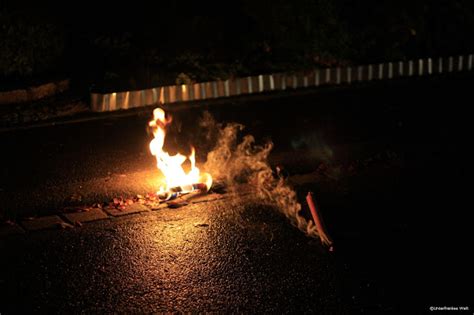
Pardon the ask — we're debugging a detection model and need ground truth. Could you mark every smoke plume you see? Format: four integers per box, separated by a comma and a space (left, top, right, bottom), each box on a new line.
200, 111, 319, 238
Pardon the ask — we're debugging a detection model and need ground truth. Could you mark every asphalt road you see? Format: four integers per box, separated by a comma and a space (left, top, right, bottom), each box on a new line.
1, 74, 473, 313
1, 196, 343, 313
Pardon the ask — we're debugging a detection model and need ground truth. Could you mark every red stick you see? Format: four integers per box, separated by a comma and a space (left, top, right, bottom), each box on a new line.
306, 192, 334, 249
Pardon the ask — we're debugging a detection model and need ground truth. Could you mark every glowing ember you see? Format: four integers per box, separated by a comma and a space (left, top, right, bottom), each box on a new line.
148, 107, 212, 198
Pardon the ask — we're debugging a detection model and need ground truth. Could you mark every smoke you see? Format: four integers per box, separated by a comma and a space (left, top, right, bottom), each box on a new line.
200, 111, 319, 238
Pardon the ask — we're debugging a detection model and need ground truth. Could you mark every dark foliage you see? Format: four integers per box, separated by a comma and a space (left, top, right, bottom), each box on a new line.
0, 10, 65, 89
1, 1, 473, 90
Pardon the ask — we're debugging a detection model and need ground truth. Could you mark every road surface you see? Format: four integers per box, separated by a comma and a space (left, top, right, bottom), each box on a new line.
1, 74, 472, 313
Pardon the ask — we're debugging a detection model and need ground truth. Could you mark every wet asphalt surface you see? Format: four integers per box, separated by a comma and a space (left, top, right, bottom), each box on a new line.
1, 197, 341, 313
1, 74, 473, 313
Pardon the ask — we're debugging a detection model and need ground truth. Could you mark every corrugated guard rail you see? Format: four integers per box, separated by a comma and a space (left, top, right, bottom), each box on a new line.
91, 54, 473, 112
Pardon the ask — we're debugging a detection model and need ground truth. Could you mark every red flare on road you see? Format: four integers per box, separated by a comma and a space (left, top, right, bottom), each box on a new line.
306, 192, 334, 249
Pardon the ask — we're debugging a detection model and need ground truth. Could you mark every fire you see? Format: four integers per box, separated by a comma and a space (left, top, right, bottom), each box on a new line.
148, 107, 212, 197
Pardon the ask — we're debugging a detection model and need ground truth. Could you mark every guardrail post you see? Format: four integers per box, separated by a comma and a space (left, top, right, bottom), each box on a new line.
211, 82, 218, 98
235, 79, 241, 95
408, 60, 413, 76
357, 66, 362, 81
110, 93, 118, 110
116, 92, 124, 109
247, 77, 253, 94
281, 74, 287, 90
188, 84, 194, 101
224, 80, 230, 97
398, 61, 404, 76
315, 69, 320, 86
199, 83, 205, 99
269, 75, 275, 90
325, 68, 331, 83
418, 59, 424, 76
377, 64, 383, 80
132, 90, 138, 107
169, 86, 176, 103
458, 56, 464, 72
90, 93, 99, 111
368, 65, 373, 80
103, 94, 109, 111
258, 75, 264, 92
192, 83, 200, 100
336, 67, 341, 84
292, 74, 298, 89
141, 90, 146, 106
152, 88, 158, 104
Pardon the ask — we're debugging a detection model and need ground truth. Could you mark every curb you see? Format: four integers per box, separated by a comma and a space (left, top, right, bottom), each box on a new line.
91, 54, 473, 112
0, 193, 228, 237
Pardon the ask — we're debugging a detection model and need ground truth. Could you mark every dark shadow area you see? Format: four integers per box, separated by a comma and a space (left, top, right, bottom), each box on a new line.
2, 1, 474, 92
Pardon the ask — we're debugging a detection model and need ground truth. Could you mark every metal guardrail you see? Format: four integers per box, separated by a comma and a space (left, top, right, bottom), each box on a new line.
91, 54, 474, 112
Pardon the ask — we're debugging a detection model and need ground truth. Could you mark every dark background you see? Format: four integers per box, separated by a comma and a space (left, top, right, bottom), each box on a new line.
2, 1, 474, 91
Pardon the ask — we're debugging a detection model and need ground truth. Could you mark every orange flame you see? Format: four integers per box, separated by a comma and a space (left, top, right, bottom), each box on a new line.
148, 108, 212, 194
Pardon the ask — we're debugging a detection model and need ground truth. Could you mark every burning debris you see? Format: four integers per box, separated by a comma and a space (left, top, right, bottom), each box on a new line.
157, 183, 208, 201
91, 107, 231, 211
148, 107, 212, 199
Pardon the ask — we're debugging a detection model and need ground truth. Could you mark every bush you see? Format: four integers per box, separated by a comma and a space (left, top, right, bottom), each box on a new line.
0, 11, 65, 81
242, 0, 354, 68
